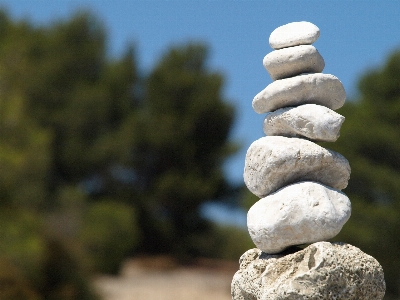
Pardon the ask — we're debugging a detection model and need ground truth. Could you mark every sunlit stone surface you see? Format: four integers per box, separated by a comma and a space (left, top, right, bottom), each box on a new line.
244, 136, 350, 198
232, 242, 385, 300
247, 181, 351, 253
253, 73, 346, 114
263, 104, 345, 142
269, 21, 320, 50
263, 45, 324, 80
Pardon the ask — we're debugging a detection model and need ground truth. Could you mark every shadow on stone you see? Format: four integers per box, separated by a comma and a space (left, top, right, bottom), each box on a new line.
259, 245, 304, 260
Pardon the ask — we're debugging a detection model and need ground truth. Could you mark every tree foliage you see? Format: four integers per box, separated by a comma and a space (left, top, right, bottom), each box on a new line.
324, 50, 400, 299
129, 44, 237, 256
0, 8, 238, 298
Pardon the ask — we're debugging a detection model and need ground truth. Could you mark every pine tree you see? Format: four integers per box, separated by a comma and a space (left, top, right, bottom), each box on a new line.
125, 44, 237, 256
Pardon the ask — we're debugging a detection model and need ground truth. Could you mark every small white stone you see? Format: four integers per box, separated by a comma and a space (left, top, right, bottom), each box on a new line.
244, 136, 350, 198
269, 21, 320, 50
253, 73, 346, 114
247, 181, 351, 253
263, 45, 324, 80
263, 104, 345, 142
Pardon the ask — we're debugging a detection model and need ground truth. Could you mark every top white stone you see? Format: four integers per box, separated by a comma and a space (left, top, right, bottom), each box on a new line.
269, 21, 320, 50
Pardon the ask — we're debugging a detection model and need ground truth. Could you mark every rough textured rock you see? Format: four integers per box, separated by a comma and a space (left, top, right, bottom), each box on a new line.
244, 136, 350, 198
247, 181, 351, 253
231, 242, 386, 300
263, 104, 345, 142
269, 21, 320, 50
253, 73, 346, 114
263, 45, 324, 81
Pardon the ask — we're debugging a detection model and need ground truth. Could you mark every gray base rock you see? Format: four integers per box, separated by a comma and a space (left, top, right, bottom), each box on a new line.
231, 242, 385, 300
269, 21, 320, 50
244, 136, 350, 198
263, 104, 345, 142
247, 181, 351, 253
253, 73, 346, 114
263, 45, 324, 81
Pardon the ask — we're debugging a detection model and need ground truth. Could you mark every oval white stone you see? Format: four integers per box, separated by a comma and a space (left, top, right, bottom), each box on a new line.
269, 21, 320, 50
263, 45, 324, 81
253, 73, 346, 114
247, 181, 351, 254
244, 136, 350, 198
263, 104, 345, 142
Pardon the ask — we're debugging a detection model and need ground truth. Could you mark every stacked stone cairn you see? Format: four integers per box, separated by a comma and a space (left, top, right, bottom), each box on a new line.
231, 21, 386, 300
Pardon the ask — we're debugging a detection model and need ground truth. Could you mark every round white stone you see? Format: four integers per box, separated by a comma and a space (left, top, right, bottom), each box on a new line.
263, 45, 324, 81
247, 181, 351, 254
253, 73, 346, 114
244, 136, 350, 198
263, 104, 345, 142
269, 21, 320, 50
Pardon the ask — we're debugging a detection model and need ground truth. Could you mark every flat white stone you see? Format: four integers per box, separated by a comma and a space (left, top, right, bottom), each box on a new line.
247, 181, 351, 254
269, 21, 320, 49
263, 45, 324, 80
244, 136, 350, 198
253, 73, 346, 113
263, 104, 345, 142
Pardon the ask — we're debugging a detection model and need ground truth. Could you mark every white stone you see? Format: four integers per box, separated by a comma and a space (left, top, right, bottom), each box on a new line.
231, 242, 386, 300
269, 21, 320, 50
263, 104, 345, 142
253, 73, 346, 113
244, 136, 350, 198
263, 45, 324, 80
247, 181, 351, 253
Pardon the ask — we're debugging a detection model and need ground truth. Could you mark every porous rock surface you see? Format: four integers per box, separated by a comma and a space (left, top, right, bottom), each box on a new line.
263, 104, 345, 142
244, 136, 350, 198
269, 21, 320, 50
231, 242, 386, 300
247, 181, 351, 253
252, 73, 346, 114
263, 45, 324, 80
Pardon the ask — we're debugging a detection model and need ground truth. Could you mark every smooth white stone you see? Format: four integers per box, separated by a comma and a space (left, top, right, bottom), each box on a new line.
244, 136, 350, 198
263, 104, 345, 142
253, 73, 346, 114
269, 21, 320, 50
263, 45, 324, 80
247, 181, 351, 254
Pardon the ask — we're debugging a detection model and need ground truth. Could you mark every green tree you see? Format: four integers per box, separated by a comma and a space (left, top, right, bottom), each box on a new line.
124, 44, 238, 257
327, 50, 400, 299
0, 9, 142, 299
0, 8, 238, 293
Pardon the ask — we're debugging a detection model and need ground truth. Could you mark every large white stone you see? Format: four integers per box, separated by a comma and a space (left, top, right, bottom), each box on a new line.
269, 21, 320, 50
263, 45, 324, 80
253, 73, 346, 114
231, 242, 386, 300
247, 181, 351, 254
263, 104, 345, 142
244, 136, 350, 198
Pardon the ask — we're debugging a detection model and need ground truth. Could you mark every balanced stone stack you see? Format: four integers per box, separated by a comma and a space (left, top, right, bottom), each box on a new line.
231, 22, 385, 300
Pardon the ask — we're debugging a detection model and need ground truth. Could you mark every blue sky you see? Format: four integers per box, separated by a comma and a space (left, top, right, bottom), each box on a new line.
2, 1, 400, 225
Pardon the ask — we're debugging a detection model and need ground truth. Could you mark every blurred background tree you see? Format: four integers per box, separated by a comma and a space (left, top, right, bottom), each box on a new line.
0, 8, 248, 299
126, 44, 239, 258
